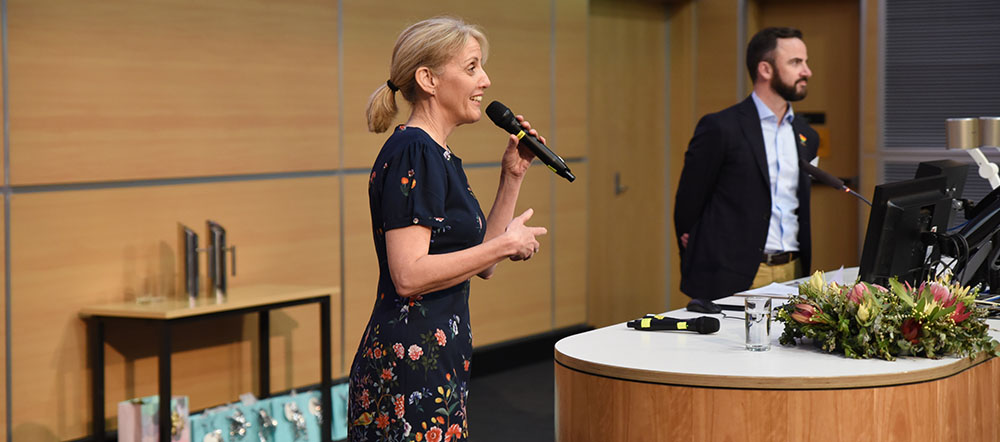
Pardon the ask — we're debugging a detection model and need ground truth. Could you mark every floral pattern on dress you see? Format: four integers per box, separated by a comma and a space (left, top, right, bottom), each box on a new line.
400, 169, 416, 197
350, 126, 483, 442
349, 318, 471, 442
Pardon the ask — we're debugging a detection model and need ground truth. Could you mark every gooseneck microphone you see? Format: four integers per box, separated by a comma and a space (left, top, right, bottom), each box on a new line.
486, 101, 576, 182
799, 159, 872, 206
626, 315, 720, 334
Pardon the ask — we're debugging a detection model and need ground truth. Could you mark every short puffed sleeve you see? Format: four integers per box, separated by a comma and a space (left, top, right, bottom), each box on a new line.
379, 143, 449, 232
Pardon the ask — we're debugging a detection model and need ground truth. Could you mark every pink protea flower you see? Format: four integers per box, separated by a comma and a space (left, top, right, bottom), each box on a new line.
952, 302, 972, 323
847, 283, 868, 304
927, 282, 954, 306
791, 303, 821, 324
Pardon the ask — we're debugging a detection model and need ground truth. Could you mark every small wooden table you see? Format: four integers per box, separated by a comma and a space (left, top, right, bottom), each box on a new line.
80, 284, 337, 442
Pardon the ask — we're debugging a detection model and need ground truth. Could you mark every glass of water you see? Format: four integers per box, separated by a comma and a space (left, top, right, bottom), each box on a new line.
745, 296, 772, 351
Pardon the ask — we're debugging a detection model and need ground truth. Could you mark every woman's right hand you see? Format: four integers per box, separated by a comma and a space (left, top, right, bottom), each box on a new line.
504, 208, 548, 261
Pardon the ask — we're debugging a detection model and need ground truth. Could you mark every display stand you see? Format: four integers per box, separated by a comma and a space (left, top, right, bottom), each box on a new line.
80, 284, 337, 442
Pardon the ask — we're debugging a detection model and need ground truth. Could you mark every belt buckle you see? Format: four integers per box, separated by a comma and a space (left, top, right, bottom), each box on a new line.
765, 252, 784, 266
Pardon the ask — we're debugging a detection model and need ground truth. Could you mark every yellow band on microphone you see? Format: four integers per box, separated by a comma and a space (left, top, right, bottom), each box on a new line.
516, 130, 526, 140
677, 322, 688, 330
640, 318, 651, 328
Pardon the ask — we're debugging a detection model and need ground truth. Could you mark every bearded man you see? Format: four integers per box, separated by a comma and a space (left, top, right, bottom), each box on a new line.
674, 27, 820, 313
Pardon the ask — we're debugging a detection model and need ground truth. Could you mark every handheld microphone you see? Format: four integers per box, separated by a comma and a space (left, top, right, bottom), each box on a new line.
626, 315, 720, 334
485, 101, 576, 182
799, 159, 872, 206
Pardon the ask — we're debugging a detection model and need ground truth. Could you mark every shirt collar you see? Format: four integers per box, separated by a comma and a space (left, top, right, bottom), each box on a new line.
751, 91, 795, 124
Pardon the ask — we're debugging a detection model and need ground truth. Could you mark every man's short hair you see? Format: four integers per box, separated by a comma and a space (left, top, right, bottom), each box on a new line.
746, 27, 804, 83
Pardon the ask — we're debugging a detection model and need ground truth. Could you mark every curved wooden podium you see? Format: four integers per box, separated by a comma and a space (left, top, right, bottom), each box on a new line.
555, 298, 1000, 441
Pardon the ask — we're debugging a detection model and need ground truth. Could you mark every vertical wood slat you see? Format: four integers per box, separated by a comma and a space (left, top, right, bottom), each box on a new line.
0, 1, 8, 437
587, 0, 669, 327
667, 1, 696, 311
553, 0, 588, 327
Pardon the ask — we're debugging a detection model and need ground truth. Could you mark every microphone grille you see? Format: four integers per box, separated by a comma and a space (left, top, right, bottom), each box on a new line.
799, 158, 846, 190
694, 316, 720, 334
486, 101, 514, 128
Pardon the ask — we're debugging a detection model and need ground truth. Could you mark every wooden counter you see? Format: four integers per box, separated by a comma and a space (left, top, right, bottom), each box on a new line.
555, 293, 1000, 441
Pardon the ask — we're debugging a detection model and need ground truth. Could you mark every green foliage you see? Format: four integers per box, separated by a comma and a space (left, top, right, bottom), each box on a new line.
777, 273, 999, 361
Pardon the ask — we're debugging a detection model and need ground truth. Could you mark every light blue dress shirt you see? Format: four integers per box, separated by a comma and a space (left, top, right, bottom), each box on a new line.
751, 92, 799, 254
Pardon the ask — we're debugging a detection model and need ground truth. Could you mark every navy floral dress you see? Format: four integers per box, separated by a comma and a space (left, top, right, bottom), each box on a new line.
348, 125, 485, 442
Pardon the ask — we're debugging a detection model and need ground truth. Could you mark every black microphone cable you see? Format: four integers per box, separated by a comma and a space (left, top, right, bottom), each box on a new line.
799, 159, 872, 206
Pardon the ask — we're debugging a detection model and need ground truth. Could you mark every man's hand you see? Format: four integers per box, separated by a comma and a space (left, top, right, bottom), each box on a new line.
680, 233, 689, 248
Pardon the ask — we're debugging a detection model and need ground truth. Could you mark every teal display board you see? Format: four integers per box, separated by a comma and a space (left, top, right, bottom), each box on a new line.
187, 383, 349, 441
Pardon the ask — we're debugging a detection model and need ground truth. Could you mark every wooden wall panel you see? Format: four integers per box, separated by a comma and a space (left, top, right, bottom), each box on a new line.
2, 0, 590, 438
554, 0, 588, 159
554, 169, 587, 327
468, 166, 553, 345
343, 173, 379, 374
9, 177, 339, 441
859, 0, 880, 239
6, 0, 339, 185
0, 203, 5, 441
1, 40, 5, 186
552, 0, 588, 326
588, 1, 669, 327
667, 2, 696, 311
694, 0, 742, 118
341, 0, 552, 168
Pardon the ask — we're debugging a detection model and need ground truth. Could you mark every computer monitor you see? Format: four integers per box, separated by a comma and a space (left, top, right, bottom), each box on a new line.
858, 175, 952, 286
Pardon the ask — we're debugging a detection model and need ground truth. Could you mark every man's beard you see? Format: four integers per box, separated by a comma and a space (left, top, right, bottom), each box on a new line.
770, 69, 807, 102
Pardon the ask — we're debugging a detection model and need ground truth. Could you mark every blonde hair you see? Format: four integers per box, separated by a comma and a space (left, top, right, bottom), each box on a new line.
366, 17, 489, 133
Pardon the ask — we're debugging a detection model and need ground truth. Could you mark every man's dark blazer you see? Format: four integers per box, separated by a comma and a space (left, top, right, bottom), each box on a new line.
674, 96, 819, 301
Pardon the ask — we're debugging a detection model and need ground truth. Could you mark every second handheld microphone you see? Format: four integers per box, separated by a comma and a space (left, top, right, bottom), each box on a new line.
485, 101, 576, 182
626, 315, 720, 334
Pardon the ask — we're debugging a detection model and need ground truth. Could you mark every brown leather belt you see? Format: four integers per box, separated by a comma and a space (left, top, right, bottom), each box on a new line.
762, 251, 798, 266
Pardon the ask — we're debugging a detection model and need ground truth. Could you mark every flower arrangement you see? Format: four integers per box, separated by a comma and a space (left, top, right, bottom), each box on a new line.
777, 271, 999, 360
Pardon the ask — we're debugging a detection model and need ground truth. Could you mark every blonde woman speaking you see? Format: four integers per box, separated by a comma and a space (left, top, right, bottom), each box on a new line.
348, 16, 547, 441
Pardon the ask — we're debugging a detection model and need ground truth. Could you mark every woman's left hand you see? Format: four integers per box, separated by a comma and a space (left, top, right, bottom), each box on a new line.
501, 115, 544, 179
